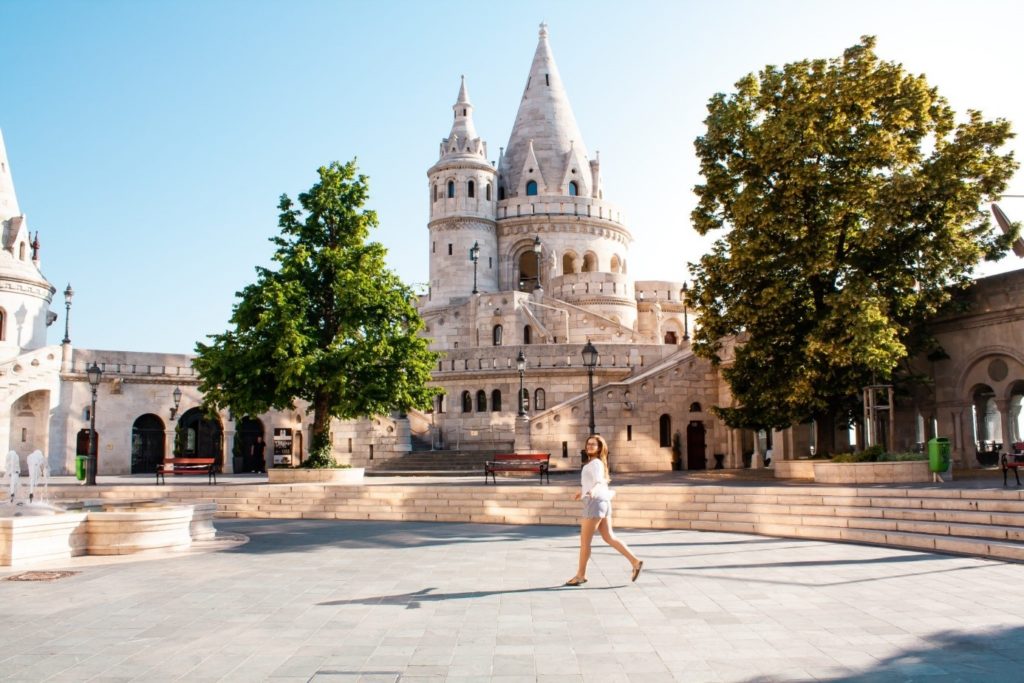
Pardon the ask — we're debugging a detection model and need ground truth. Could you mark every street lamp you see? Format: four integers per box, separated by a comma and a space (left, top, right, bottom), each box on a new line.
62, 284, 73, 344
469, 241, 480, 294
85, 362, 102, 486
682, 281, 690, 341
170, 386, 182, 421
532, 236, 543, 291
581, 340, 599, 435
516, 349, 527, 417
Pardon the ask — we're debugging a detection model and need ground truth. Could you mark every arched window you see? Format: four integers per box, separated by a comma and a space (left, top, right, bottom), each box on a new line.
447, 181, 455, 198
468, 180, 475, 198
689, 402, 702, 413
568, 181, 578, 196
659, 414, 672, 448
521, 388, 529, 413
526, 180, 538, 196
461, 391, 472, 413
486, 183, 492, 201
476, 390, 487, 412
491, 389, 502, 412
610, 255, 621, 273
0, 309, 5, 341
562, 252, 576, 274
523, 325, 532, 345
498, 186, 506, 200
664, 331, 678, 345
534, 388, 546, 411
582, 253, 597, 272
493, 324, 503, 346
432, 184, 438, 202
436, 395, 445, 414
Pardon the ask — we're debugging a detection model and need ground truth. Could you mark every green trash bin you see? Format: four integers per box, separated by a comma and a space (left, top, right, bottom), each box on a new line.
928, 437, 951, 474
75, 455, 88, 481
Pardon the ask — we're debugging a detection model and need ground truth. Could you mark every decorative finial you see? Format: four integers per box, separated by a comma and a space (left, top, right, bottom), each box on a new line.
539, 22, 548, 39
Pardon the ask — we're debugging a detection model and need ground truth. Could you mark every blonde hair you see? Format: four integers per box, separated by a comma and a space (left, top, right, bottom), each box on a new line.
586, 434, 611, 482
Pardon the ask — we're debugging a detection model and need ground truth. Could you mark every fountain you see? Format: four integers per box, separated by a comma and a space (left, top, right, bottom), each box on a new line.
2, 450, 220, 567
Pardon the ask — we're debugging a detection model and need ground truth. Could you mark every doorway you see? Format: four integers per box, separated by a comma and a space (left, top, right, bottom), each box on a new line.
131, 414, 165, 474
686, 421, 706, 470
178, 408, 224, 471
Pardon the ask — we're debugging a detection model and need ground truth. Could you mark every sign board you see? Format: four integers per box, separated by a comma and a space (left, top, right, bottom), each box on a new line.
273, 428, 293, 466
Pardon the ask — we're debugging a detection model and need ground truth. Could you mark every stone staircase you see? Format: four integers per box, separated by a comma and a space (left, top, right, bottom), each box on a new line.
368, 450, 499, 474
44, 482, 1024, 563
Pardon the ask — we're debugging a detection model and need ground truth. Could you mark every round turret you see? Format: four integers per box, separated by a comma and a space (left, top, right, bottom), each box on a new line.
425, 77, 498, 308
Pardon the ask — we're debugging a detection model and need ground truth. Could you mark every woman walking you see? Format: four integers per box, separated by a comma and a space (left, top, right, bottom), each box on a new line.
565, 434, 643, 586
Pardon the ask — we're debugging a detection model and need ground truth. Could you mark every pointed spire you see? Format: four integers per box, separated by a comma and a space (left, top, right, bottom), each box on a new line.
0, 129, 22, 223
499, 23, 590, 198
447, 75, 478, 145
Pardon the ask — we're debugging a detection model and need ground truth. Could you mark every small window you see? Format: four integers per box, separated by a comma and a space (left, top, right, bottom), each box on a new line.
568, 181, 578, 196
627, 425, 633, 441
521, 388, 529, 413
461, 391, 472, 413
468, 180, 475, 198
534, 388, 545, 411
0, 309, 5, 341
447, 181, 455, 198
545, 73, 550, 86
523, 325, 532, 345
448, 244, 453, 256
436, 395, 445, 414
498, 186, 506, 200
493, 324, 503, 346
689, 402, 703, 413
659, 414, 672, 448
526, 180, 538, 196
432, 184, 438, 202
18, 242, 25, 260
476, 390, 487, 412
486, 183, 492, 201
432, 242, 435, 254
491, 390, 502, 412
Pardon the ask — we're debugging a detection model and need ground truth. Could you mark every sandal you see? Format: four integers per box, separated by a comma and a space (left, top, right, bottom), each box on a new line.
564, 577, 588, 586
631, 561, 644, 582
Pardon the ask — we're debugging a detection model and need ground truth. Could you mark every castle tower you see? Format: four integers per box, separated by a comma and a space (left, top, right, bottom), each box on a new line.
425, 77, 498, 308
0, 130, 56, 356
496, 24, 636, 328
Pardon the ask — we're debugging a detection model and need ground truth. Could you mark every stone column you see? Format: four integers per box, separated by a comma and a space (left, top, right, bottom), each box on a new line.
996, 399, 1012, 454
513, 415, 531, 454
224, 429, 236, 474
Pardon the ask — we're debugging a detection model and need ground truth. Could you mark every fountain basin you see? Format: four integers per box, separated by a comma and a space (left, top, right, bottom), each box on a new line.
0, 501, 218, 566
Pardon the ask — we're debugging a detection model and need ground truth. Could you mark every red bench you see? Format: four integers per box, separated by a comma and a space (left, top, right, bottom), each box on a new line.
156, 457, 217, 485
484, 453, 551, 484
1002, 452, 1024, 487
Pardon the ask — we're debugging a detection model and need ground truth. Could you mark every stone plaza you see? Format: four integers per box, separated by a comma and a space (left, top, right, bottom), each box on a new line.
2, 473, 1024, 682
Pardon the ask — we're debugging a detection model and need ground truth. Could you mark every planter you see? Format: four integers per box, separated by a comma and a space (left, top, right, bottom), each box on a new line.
267, 468, 365, 485
812, 460, 931, 484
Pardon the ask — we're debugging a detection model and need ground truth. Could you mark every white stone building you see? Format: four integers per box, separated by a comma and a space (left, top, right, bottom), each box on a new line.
0, 25, 1020, 478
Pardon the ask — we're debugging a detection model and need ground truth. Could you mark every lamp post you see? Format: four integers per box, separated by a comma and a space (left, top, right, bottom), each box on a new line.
62, 284, 74, 344
170, 386, 182, 421
469, 241, 480, 294
532, 236, 542, 291
85, 362, 102, 486
581, 341, 599, 435
516, 349, 527, 417
682, 281, 690, 341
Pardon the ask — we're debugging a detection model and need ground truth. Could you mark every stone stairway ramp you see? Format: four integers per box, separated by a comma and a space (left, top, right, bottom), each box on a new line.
44, 482, 1024, 563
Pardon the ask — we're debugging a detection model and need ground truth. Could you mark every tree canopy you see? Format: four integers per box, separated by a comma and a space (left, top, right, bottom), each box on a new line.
194, 160, 439, 465
689, 36, 1018, 440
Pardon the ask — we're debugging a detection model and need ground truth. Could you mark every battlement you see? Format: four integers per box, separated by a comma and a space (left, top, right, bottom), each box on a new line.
496, 195, 624, 226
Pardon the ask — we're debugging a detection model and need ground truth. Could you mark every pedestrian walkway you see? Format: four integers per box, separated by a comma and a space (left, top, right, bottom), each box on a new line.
2, 518, 1024, 681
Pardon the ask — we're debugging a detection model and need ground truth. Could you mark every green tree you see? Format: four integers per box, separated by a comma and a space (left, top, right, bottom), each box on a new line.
194, 161, 439, 467
690, 37, 1018, 447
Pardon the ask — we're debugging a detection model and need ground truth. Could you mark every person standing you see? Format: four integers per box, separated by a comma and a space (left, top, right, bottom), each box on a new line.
565, 434, 643, 586
252, 436, 266, 473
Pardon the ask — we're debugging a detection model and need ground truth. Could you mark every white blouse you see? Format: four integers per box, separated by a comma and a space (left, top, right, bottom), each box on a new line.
580, 458, 613, 501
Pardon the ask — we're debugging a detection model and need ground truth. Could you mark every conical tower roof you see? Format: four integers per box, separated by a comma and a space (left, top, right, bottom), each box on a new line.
0, 129, 21, 223
499, 23, 590, 197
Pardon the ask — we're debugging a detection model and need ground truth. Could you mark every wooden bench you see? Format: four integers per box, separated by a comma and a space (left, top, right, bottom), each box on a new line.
1002, 452, 1024, 486
156, 457, 217, 485
484, 453, 550, 484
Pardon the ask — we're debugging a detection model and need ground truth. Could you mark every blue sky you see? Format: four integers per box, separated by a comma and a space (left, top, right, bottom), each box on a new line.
3, 0, 1022, 354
